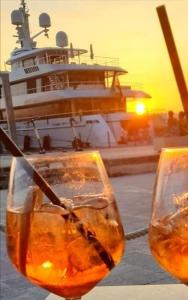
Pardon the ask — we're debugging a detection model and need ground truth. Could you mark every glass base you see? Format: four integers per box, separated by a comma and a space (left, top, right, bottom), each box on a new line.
65, 298, 81, 300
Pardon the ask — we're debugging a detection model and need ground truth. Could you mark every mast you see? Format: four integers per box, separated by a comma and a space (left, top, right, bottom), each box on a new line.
19, 0, 34, 49
11, 0, 51, 51
11, 0, 35, 49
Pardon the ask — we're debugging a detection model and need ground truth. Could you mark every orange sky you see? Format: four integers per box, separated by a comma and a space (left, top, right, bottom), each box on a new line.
0, 0, 188, 113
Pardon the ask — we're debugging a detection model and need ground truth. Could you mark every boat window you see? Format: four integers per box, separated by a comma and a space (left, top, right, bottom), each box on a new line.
71, 97, 123, 115
73, 99, 93, 113
69, 71, 105, 88
48, 55, 67, 64
12, 61, 22, 70
23, 57, 36, 67
33, 51, 68, 64
41, 74, 65, 91
104, 71, 115, 88
41, 76, 50, 91
27, 79, 36, 94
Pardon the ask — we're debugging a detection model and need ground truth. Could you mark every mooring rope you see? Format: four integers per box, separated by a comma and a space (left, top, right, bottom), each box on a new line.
126, 227, 149, 240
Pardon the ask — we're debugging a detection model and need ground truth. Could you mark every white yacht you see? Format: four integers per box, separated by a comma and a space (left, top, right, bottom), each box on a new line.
0, 0, 151, 150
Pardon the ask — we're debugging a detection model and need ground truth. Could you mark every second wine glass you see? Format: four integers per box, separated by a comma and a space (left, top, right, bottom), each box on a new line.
148, 147, 188, 285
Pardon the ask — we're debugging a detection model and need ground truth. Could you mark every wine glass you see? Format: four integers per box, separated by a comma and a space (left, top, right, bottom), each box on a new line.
148, 147, 188, 284
6, 151, 125, 299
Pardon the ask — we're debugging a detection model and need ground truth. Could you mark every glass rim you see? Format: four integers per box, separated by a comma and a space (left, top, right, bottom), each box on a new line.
11, 150, 101, 161
161, 146, 188, 153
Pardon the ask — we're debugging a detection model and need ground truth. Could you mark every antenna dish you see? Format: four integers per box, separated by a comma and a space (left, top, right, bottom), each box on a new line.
39, 13, 51, 28
56, 31, 68, 48
11, 10, 23, 25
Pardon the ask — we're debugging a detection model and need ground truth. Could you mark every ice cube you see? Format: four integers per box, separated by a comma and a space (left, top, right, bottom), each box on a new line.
68, 236, 101, 272
173, 192, 188, 208
39, 203, 69, 215
160, 208, 188, 239
73, 195, 109, 210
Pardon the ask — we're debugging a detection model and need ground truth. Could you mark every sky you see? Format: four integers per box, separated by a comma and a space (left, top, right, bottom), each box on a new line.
0, 0, 188, 113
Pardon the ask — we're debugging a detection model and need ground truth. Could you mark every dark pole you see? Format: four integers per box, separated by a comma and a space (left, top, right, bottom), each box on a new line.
156, 5, 188, 119
0, 72, 17, 143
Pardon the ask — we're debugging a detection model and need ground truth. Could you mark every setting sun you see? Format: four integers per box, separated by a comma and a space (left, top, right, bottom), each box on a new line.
135, 103, 146, 115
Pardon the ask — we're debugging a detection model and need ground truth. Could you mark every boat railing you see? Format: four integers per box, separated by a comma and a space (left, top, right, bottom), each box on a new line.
36, 54, 119, 67
42, 80, 108, 92
69, 55, 119, 66
10, 80, 110, 96
0, 108, 126, 124
37, 55, 67, 65
120, 82, 144, 90
10, 80, 143, 96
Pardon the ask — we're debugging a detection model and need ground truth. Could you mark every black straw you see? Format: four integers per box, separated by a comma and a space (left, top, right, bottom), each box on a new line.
0, 127, 115, 270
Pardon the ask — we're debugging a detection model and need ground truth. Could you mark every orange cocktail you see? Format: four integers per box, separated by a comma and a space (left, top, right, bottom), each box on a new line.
7, 197, 124, 298
149, 207, 188, 284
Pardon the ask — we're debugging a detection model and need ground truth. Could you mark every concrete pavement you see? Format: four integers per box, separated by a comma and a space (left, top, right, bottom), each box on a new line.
100, 145, 159, 176
46, 285, 188, 300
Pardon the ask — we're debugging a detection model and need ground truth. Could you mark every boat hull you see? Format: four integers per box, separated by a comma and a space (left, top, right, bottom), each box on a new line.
1, 113, 125, 150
